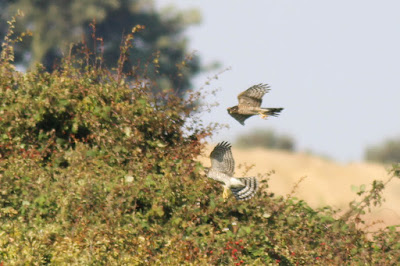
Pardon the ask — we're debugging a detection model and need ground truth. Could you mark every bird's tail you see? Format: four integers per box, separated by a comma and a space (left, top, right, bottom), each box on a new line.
260, 107, 284, 117
230, 177, 258, 201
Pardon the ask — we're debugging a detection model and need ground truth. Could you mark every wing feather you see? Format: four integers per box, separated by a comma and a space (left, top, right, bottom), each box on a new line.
209, 141, 235, 176
238, 83, 270, 108
229, 113, 253, 125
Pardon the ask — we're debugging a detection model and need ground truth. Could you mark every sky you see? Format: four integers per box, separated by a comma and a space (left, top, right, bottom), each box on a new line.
155, 0, 400, 162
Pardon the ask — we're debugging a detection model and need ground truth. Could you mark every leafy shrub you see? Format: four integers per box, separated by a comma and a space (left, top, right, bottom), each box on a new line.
1, 18, 399, 265
235, 128, 295, 151
365, 137, 400, 164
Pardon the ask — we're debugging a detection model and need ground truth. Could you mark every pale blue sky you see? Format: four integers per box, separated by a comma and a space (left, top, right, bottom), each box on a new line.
156, 0, 400, 162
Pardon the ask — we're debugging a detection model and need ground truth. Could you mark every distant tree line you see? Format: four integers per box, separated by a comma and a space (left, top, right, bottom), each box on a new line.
234, 128, 295, 151
365, 137, 400, 164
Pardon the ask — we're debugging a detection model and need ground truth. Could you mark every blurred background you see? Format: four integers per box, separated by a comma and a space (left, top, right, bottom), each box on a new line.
2, 0, 400, 163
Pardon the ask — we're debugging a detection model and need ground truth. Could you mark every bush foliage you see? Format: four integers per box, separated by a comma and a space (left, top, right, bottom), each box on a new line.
1, 19, 400, 264
235, 128, 295, 151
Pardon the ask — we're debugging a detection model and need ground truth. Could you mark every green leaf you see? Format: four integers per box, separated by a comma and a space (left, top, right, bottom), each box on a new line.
56, 138, 67, 145
72, 122, 79, 133
241, 226, 251, 234
172, 217, 182, 226
86, 150, 97, 157
59, 99, 69, 107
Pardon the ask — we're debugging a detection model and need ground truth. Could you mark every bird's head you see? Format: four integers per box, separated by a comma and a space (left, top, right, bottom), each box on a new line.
227, 106, 238, 114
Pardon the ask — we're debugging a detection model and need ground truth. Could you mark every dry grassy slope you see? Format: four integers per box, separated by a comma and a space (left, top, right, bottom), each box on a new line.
198, 145, 400, 228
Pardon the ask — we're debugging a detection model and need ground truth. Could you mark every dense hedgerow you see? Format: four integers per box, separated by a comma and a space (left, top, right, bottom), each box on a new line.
1, 18, 400, 264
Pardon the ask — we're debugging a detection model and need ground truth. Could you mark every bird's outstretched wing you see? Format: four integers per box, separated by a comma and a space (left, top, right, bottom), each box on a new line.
209, 141, 235, 176
237, 83, 270, 108
229, 113, 253, 125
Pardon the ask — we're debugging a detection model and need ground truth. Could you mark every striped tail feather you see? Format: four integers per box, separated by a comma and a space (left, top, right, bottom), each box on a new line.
261, 107, 283, 117
230, 177, 259, 201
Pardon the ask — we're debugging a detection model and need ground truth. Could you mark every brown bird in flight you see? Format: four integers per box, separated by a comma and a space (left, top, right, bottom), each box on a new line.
227, 83, 283, 125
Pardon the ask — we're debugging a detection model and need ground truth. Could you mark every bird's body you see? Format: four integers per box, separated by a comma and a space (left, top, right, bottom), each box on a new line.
207, 141, 258, 200
227, 83, 283, 125
207, 169, 243, 187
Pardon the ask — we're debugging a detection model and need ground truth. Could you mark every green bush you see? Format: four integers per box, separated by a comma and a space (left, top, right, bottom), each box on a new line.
235, 128, 295, 151
365, 138, 400, 164
1, 19, 399, 265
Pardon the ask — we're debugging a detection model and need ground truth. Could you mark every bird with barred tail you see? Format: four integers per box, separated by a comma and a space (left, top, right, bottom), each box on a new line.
206, 141, 258, 200
227, 83, 283, 125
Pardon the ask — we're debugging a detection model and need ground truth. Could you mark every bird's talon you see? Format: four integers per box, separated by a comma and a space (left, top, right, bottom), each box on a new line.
222, 187, 229, 200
